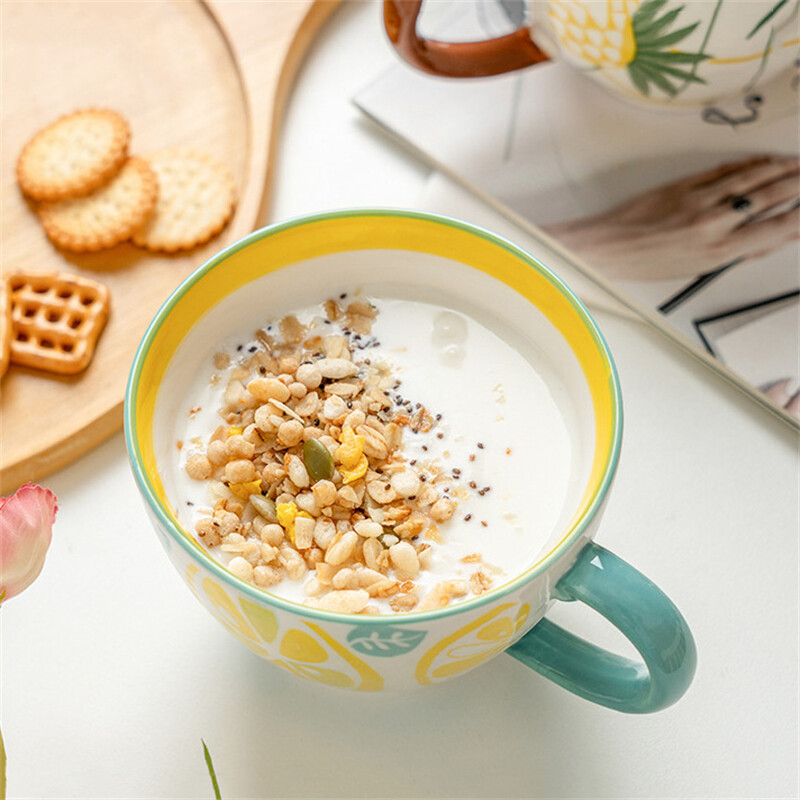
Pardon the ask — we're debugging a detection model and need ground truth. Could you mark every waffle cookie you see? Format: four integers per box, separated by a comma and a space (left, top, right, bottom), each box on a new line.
38, 156, 157, 252
0, 278, 11, 379
132, 149, 235, 252
7, 271, 110, 375
16, 109, 131, 202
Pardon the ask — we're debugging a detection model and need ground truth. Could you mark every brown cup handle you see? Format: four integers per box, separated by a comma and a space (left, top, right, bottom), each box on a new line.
384, 0, 550, 78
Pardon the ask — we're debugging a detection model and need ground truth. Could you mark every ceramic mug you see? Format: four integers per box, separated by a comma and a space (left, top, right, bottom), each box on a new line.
384, 0, 800, 106
125, 209, 696, 711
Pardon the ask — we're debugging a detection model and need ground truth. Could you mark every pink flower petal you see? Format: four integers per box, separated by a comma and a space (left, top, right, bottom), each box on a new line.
0, 483, 57, 601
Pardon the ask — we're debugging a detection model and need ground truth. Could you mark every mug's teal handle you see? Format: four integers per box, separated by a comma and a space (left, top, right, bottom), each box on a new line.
508, 542, 696, 713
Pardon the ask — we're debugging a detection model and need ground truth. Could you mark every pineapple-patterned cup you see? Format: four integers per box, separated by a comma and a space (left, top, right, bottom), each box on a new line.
385, 0, 800, 107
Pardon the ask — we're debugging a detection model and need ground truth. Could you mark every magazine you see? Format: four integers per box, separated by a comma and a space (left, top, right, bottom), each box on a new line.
355, 0, 800, 430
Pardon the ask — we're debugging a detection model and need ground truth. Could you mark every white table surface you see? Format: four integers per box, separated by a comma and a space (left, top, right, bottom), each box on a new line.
3, 3, 798, 798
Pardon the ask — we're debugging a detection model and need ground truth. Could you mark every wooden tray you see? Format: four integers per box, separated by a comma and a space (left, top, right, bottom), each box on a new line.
0, 0, 340, 493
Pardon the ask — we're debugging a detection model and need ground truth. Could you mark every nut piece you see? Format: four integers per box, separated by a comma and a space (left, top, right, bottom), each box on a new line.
325, 530, 358, 565
357, 425, 389, 461
294, 516, 316, 550
279, 545, 307, 580
313, 518, 337, 550
228, 556, 254, 582
322, 395, 348, 420
417, 579, 468, 611
296, 363, 322, 389
354, 520, 383, 539
317, 357, 358, 379
366, 477, 396, 504
287, 455, 310, 488
429, 498, 455, 522
389, 541, 420, 577
247, 377, 291, 403
390, 469, 421, 499
314, 589, 369, 613
389, 592, 419, 612
312, 479, 337, 508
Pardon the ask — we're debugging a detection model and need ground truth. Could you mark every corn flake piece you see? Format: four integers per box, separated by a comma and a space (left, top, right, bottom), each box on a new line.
341, 454, 368, 485
228, 479, 262, 499
337, 427, 364, 469
228, 427, 243, 436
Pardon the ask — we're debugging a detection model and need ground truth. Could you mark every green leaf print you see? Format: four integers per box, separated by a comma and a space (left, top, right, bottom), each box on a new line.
627, 0, 711, 97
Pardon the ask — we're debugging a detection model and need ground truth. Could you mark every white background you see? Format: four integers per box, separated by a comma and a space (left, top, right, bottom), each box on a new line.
3, 2, 798, 798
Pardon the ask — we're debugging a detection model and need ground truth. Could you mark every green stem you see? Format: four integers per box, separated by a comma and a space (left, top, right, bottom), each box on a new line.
1, 722, 7, 800
202, 739, 222, 800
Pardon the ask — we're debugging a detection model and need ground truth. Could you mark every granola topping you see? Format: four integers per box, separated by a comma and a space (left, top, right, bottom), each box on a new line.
175, 293, 573, 614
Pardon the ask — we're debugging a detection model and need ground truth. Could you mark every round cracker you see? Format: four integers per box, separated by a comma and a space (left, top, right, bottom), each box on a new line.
132, 149, 235, 252
38, 156, 158, 252
17, 109, 131, 202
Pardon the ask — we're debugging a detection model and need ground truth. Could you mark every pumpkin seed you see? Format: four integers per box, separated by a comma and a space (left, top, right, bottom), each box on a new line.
303, 437, 334, 482
248, 494, 277, 523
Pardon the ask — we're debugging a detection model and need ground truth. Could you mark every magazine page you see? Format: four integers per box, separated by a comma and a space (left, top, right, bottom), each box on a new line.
355, 0, 800, 429
417, 171, 636, 317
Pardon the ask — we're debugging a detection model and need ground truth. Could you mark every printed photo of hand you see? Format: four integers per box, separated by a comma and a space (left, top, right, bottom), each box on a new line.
543, 155, 800, 281
760, 378, 800, 418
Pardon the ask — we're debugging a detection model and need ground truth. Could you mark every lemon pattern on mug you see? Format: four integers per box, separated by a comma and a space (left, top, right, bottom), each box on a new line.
415, 602, 530, 686
184, 565, 276, 658
183, 564, 384, 691
271, 623, 384, 691
549, 0, 710, 97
